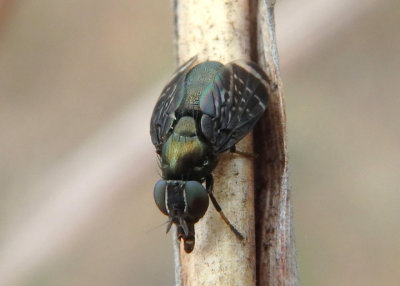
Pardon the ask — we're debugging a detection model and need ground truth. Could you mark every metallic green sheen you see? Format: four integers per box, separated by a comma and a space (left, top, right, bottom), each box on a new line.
160, 62, 224, 181
161, 116, 216, 180
180, 61, 224, 112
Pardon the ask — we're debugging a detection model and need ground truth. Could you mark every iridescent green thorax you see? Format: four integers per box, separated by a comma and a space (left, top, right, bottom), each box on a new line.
161, 116, 216, 180
180, 61, 224, 111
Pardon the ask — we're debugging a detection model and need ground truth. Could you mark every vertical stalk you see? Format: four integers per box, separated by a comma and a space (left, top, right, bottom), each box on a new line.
172, 1, 298, 285
173, 1, 255, 285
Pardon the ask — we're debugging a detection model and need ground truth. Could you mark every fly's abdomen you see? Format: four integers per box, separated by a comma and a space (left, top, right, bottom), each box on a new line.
180, 61, 224, 112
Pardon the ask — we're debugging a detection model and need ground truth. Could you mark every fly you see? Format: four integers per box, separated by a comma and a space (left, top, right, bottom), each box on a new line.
150, 56, 269, 253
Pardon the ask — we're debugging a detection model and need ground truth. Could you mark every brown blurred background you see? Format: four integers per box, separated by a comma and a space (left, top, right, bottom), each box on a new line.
0, 0, 399, 285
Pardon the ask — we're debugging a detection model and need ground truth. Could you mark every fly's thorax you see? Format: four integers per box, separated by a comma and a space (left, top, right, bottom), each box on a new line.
161, 116, 216, 179
173, 116, 197, 136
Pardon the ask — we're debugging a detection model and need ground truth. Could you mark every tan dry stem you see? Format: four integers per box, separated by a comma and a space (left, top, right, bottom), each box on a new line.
173, 1, 298, 285
173, 1, 256, 285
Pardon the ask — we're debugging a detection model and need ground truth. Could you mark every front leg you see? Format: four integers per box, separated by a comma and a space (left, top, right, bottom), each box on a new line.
229, 145, 258, 159
205, 174, 244, 240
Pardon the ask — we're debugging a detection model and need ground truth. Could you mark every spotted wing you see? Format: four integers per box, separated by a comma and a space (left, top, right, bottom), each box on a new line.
199, 61, 269, 153
150, 56, 198, 151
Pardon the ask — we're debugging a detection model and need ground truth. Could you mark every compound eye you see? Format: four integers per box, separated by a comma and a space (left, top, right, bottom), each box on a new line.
185, 181, 209, 221
153, 180, 168, 216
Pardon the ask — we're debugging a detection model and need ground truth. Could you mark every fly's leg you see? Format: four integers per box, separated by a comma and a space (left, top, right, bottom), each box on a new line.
205, 175, 244, 240
229, 145, 258, 159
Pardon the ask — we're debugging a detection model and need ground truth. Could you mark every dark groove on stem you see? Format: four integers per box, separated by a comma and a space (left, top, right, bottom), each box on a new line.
252, 1, 292, 284
249, 0, 259, 63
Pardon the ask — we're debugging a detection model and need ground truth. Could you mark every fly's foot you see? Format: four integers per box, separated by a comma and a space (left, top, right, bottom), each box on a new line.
230, 146, 258, 159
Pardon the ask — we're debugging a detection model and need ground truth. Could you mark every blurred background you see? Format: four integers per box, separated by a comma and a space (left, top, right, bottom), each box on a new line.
0, 0, 399, 285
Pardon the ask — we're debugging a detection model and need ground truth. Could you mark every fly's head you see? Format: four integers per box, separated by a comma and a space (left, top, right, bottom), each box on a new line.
153, 180, 209, 253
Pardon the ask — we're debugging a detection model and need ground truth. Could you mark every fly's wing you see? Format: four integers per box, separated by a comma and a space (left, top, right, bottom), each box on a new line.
199, 61, 269, 153
150, 56, 198, 151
